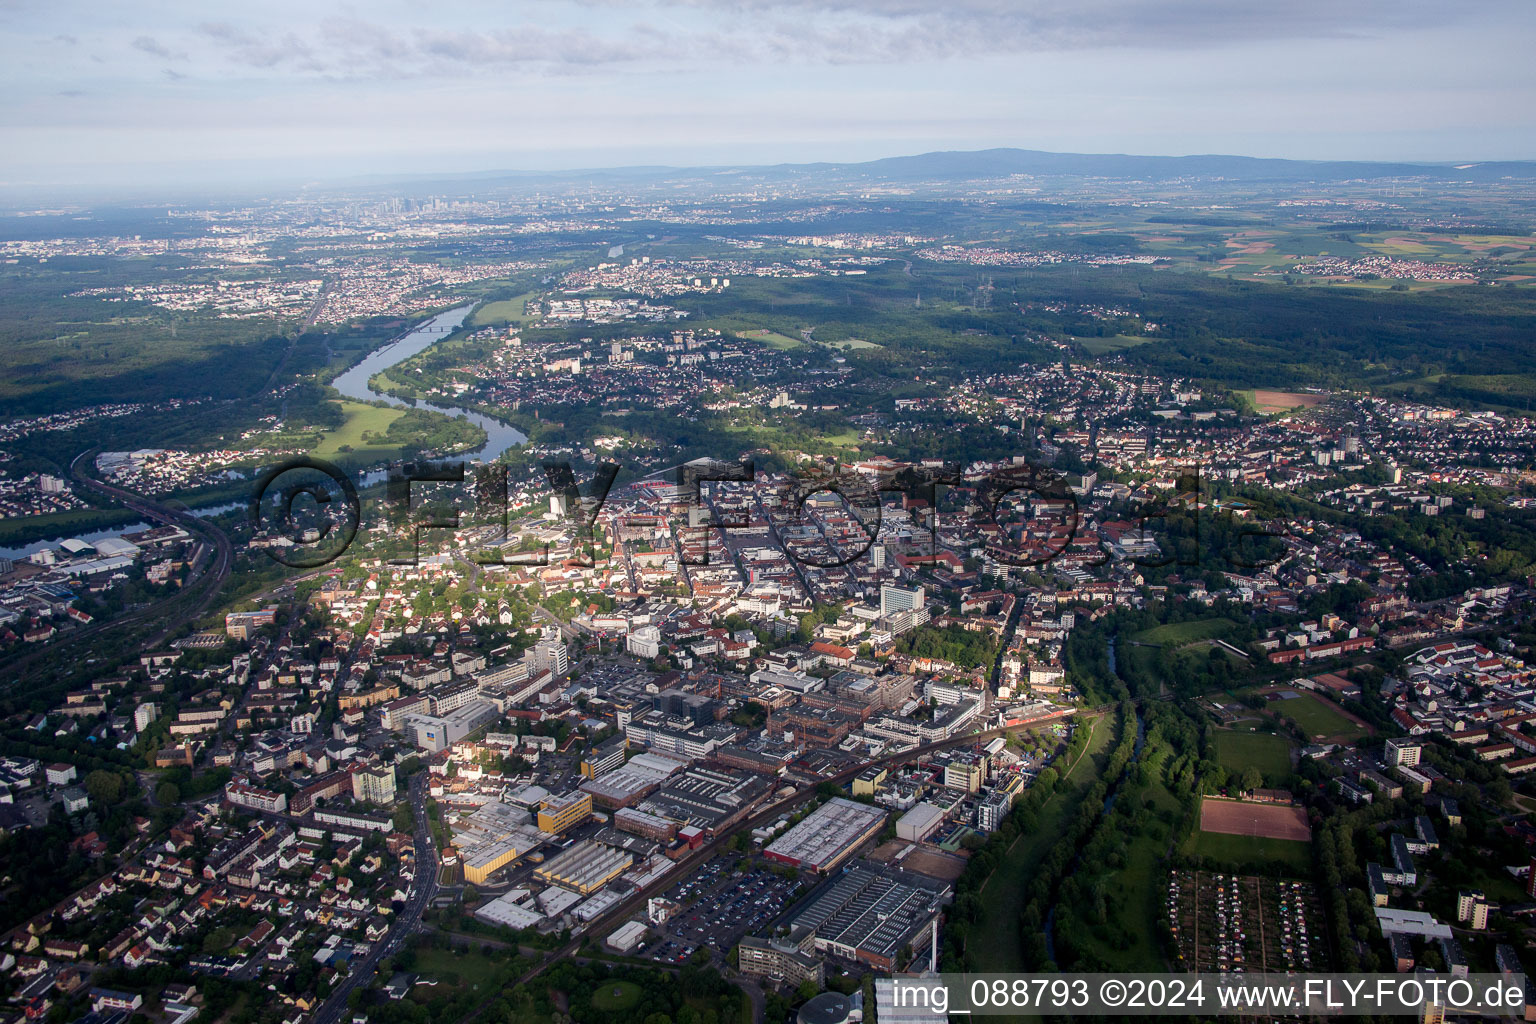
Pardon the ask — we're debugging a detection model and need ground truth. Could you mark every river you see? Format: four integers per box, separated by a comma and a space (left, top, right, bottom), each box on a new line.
330, 303, 528, 463
0, 501, 245, 561
4, 307, 525, 560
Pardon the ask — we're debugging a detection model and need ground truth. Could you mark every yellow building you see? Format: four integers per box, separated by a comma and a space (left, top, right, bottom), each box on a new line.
463, 838, 526, 885
533, 840, 633, 894
537, 791, 593, 834
338, 684, 401, 711
943, 760, 983, 794
852, 766, 888, 798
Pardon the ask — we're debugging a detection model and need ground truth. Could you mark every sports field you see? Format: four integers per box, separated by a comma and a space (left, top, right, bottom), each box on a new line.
1189, 831, 1312, 872
1200, 797, 1311, 842
1076, 334, 1151, 355
1211, 730, 1292, 779
1269, 690, 1365, 741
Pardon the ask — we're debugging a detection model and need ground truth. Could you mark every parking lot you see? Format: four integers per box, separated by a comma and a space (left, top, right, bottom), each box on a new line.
640, 855, 806, 965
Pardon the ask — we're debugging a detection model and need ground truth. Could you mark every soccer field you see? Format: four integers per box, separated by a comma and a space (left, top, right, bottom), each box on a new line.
1211, 729, 1293, 779
1271, 691, 1364, 740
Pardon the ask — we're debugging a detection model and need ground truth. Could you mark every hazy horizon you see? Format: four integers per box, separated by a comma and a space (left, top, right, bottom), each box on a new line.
4, 0, 1534, 191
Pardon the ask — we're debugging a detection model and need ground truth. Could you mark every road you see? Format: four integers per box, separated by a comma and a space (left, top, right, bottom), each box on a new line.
313, 770, 439, 1024
531, 604, 582, 644
986, 591, 1028, 696
0, 450, 235, 687
263, 281, 330, 399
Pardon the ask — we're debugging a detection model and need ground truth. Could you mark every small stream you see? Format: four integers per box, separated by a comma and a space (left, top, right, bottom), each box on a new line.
1043, 634, 1144, 964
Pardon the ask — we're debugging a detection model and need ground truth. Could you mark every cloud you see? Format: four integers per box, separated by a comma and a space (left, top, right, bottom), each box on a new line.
196, 21, 324, 71
131, 35, 189, 61
561, 0, 1519, 58
35, 0, 1536, 91
178, 16, 674, 79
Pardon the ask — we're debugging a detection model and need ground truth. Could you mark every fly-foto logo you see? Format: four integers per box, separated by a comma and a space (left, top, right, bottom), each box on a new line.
247, 456, 1286, 572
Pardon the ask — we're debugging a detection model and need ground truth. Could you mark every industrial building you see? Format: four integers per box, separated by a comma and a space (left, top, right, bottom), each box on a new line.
405, 698, 499, 752
614, 807, 679, 842
463, 837, 532, 885
637, 765, 773, 835
738, 926, 824, 987
537, 790, 593, 834
763, 797, 887, 873
581, 735, 627, 779
787, 861, 948, 971
474, 891, 545, 931
533, 840, 634, 895
579, 763, 671, 809
895, 802, 944, 844
975, 789, 1014, 832
605, 920, 649, 952
457, 815, 546, 885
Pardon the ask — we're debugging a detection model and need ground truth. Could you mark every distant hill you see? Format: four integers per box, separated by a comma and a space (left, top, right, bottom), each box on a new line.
356, 147, 1536, 192
797, 148, 1536, 183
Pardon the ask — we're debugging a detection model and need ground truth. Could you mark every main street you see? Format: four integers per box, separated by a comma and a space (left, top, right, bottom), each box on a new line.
313, 770, 439, 1024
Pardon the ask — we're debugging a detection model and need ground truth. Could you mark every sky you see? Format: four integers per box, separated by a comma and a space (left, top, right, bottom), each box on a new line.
2, 0, 1534, 189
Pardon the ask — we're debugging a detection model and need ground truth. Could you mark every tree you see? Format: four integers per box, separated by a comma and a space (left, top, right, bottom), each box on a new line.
155, 782, 180, 805
84, 769, 123, 805
1240, 766, 1263, 793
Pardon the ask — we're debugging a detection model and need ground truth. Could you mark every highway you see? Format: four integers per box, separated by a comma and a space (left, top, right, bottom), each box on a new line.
313, 770, 440, 1024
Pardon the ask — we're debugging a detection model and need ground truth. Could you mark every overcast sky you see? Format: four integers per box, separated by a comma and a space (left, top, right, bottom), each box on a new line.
3, 0, 1533, 188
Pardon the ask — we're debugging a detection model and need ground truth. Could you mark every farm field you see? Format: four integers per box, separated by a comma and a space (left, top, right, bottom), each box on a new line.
737, 328, 803, 349
312, 400, 407, 459
1240, 389, 1327, 414
470, 291, 538, 326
